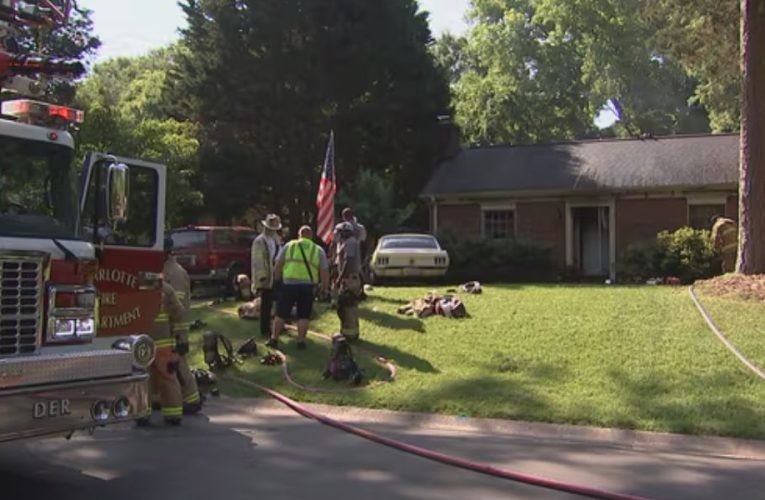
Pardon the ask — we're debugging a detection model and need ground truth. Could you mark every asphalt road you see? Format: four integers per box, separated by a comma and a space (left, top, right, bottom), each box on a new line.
2, 398, 764, 500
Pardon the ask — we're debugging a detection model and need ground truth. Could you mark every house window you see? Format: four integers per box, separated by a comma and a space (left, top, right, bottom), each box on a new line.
689, 204, 726, 230
483, 210, 515, 239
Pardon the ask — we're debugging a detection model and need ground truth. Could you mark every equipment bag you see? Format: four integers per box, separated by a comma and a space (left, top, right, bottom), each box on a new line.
192, 368, 220, 397
236, 337, 259, 358
322, 333, 363, 385
202, 331, 236, 371
435, 296, 467, 318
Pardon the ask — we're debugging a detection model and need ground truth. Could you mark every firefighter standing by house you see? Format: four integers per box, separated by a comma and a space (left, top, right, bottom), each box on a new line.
711, 215, 738, 273
163, 236, 203, 415
335, 222, 363, 341
329, 208, 367, 305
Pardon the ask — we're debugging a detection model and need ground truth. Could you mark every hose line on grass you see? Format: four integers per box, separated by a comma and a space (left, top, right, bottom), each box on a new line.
209, 304, 397, 392
276, 324, 397, 393
688, 285, 765, 382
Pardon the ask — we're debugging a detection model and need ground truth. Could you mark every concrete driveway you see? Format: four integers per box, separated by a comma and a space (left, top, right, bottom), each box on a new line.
2, 398, 764, 500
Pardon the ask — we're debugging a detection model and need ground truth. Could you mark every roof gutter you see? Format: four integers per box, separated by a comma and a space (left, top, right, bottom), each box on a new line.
421, 183, 738, 202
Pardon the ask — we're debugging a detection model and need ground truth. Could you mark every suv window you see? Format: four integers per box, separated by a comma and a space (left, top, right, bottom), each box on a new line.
212, 229, 236, 247
237, 231, 256, 246
171, 230, 208, 248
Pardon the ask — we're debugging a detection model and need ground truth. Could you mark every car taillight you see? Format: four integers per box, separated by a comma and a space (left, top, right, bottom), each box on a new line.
208, 254, 219, 269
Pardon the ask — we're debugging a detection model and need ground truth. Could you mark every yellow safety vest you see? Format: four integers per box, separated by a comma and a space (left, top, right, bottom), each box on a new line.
283, 239, 320, 283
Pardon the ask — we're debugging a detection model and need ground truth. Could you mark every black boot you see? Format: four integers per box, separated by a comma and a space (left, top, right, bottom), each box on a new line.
135, 417, 151, 428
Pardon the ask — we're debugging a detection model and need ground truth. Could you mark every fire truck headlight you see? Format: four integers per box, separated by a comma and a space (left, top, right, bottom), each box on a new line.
47, 285, 97, 344
92, 401, 111, 422
113, 397, 131, 419
113, 335, 155, 370
50, 317, 95, 341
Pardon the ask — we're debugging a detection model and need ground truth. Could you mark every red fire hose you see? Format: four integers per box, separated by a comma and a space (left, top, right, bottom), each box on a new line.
225, 374, 650, 500
211, 303, 650, 499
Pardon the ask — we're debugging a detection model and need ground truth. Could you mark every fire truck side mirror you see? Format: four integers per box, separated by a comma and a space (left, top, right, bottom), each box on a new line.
106, 162, 129, 227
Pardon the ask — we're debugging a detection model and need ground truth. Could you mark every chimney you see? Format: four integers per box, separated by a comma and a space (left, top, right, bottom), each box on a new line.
436, 115, 461, 162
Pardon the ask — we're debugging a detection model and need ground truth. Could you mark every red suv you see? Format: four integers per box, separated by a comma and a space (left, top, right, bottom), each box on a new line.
168, 226, 256, 293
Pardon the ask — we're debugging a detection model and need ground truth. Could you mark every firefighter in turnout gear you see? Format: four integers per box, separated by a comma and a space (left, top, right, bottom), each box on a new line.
148, 279, 186, 425
711, 216, 738, 273
335, 222, 362, 341
163, 236, 202, 415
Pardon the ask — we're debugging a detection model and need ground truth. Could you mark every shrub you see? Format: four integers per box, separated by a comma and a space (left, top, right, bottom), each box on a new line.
619, 227, 721, 284
436, 228, 555, 282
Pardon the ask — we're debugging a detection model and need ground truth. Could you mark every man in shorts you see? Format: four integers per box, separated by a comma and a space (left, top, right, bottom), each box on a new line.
266, 225, 329, 350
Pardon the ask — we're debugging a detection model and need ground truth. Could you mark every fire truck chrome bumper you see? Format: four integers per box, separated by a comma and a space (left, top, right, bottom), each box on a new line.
0, 372, 150, 443
0, 349, 135, 390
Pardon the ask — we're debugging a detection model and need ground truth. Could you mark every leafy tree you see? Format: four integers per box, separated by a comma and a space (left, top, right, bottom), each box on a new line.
75, 49, 203, 226
448, 0, 711, 146
338, 169, 415, 247
645, 0, 740, 131
431, 32, 471, 86
534, 0, 709, 136
168, 0, 450, 228
451, 0, 595, 145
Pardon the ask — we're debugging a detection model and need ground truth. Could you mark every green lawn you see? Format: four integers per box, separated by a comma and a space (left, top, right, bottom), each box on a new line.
188, 285, 765, 440
693, 292, 765, 371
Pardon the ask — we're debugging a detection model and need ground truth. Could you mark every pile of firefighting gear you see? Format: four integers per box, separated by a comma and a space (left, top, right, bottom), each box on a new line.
238, 297, 263, 319
397, 292, 467, 319
459, 281, 482, 294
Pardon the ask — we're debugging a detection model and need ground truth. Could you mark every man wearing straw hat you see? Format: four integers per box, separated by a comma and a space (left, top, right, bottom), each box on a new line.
251, 214, 283, 338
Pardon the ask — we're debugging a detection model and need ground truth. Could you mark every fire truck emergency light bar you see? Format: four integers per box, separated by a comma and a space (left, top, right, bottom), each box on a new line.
0, 51, 85, 78
2, 98, 84, 127
0, 0, 71, 27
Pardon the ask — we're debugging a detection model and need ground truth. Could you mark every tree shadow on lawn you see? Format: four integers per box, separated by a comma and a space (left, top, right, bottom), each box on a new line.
402, 374, 553, 421
365, 294, 410, 306
483, 354, 571, 383
359, 307, 425, 333
605, 368, 765, 439
358, 338, 439, 374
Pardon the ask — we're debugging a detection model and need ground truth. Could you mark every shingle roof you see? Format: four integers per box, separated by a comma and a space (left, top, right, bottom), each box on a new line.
422, 134, 739, 197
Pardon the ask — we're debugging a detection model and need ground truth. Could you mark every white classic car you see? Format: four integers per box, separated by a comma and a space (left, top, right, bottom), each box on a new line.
369, 234, 450, 283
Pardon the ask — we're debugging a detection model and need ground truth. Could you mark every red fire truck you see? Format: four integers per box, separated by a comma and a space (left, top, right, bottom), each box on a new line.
0, 1, 163, 442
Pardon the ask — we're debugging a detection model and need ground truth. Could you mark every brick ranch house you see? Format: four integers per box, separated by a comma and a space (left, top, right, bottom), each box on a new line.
422, 133, 739, 282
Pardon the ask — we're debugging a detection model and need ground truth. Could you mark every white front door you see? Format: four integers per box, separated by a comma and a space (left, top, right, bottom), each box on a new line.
571, 206, 611, 277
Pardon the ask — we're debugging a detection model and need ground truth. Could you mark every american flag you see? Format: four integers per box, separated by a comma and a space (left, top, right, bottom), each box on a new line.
316, 131, 336, 244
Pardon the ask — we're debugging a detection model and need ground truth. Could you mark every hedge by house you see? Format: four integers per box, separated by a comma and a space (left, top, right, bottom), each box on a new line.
619, 227, 721, 284
436, 228, 555, 282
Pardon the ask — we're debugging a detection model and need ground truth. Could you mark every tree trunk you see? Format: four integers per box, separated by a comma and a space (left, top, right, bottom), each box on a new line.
737, 0, 765, 274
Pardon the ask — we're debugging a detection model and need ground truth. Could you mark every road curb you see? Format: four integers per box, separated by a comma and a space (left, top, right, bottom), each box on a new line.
213, 397, 765, 461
